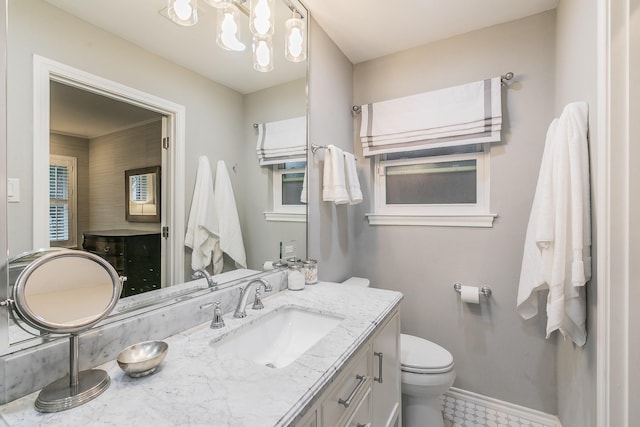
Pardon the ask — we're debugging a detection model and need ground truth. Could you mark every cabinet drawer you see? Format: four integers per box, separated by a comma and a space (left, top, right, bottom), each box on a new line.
321, 347, 371, 427
344, 387, 371, 427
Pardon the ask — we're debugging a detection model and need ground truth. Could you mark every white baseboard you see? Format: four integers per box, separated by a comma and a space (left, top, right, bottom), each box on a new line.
446, 387, 562, 427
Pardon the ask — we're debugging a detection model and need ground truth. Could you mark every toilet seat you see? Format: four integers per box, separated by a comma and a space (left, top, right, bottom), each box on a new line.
400, 334, 454, 374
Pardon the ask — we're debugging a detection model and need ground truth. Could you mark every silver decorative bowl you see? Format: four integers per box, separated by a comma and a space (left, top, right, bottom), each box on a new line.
117, 340, 168, 378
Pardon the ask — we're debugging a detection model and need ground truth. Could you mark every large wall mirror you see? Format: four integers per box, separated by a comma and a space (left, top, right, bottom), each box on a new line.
1, 0, 308, 353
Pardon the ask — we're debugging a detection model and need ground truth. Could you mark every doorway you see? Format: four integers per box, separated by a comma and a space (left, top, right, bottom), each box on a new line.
33, 55, 186, 289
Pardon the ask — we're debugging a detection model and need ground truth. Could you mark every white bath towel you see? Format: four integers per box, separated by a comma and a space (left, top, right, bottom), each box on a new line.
322, 145, 349, 204
517, 102, 591, 346
343, 152, 362, 205
185, 156, 223, 273
214, 160, 247, 269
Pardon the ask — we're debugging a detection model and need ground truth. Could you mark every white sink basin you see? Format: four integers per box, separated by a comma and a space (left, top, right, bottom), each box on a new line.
213, 306, 343, 368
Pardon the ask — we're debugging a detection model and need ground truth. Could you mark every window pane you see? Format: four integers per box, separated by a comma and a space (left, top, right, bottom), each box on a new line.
386, 160, 477, 204
282, 172, 304, 205
279, 161, 306, 170
385, 144, 484, 161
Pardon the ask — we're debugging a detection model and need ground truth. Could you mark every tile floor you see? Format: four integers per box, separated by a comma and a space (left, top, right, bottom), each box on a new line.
441, 394, 556, 427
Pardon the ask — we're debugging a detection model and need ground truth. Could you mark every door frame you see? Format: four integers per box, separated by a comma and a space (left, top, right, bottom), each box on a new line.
32, 55, 185, 287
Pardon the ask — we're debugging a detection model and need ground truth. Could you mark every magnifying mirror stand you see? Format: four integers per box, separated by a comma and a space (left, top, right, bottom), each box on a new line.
35, 333, 110, 412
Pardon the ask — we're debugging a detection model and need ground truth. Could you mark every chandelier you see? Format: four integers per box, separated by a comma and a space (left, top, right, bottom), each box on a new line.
166, 0, 307, 72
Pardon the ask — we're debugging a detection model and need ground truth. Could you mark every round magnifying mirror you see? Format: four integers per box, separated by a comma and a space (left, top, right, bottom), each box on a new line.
13, 250, 121, 333
11, 250, 123, 412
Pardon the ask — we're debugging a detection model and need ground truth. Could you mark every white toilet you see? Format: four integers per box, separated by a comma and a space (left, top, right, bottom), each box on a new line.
400, 333, 455, 427
342, 277, 456, 427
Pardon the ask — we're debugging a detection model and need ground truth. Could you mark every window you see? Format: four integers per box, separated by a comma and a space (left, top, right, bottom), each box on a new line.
368, 145, 496, 227
49, 155, 77, 247
264, 161, 306, 222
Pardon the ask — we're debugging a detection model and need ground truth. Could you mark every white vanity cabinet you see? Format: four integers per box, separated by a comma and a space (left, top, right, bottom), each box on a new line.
371, 311, 401, 427
296, 308, 400, 427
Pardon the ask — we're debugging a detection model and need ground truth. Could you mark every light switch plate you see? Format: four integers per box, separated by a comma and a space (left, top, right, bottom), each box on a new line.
7, 178, 20, 202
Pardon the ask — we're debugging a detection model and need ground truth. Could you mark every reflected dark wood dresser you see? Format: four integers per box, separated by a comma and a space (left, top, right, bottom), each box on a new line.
82, 229, 161, 298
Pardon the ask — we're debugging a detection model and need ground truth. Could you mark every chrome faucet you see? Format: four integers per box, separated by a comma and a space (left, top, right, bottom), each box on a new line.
234, 278, 273, 318
192, 268, 217, 289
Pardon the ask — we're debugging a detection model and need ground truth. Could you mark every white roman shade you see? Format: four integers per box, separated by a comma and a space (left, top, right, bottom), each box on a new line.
255, 116, 307, 165
360, 77, 502, 157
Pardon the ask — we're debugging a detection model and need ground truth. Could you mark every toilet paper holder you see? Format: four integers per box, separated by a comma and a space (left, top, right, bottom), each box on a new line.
453, 283, 492, 298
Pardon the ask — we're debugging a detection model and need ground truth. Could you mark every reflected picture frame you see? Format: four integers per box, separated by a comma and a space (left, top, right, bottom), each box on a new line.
125, 166, 161, 223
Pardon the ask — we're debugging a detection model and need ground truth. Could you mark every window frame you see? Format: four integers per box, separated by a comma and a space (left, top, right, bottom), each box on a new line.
49, 154, 78, 247
264, 162, 307, 223
367, 147, 497, 227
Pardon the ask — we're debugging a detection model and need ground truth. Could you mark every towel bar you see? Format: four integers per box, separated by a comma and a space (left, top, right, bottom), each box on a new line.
310, 143, 326, 153
453, 283, 492, 298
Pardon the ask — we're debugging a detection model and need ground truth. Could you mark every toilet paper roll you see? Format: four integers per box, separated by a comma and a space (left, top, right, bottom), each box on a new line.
460, 285, 480, 304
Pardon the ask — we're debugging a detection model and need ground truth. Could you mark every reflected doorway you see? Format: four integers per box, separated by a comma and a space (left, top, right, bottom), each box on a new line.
49, 80, 166, 296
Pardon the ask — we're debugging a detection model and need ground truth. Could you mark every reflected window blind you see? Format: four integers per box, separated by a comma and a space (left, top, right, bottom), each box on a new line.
49, 164, 70, 242
131, 175, 149, 202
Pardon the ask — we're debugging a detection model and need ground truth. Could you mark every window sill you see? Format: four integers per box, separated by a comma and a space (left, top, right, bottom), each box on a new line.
264, 211, 307, 223
365, 213, 497, 227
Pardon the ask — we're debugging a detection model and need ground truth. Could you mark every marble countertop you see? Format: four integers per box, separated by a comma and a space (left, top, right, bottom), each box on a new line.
0, 282, 402, 427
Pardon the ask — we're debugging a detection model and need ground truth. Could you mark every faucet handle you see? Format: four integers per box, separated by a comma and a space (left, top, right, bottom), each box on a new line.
252, 289, 265, 310
210, 302, 225, 329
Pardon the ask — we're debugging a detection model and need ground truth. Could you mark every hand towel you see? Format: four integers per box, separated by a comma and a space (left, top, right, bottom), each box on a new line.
343, 152, 362, 205
214, 160, 247, 269
322, 145, 349, 204
300, 165, 307, 204
517, 102, 591, 346
184, 156, 223, 273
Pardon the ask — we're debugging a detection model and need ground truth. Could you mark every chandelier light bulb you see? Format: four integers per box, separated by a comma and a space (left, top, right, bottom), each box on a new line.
217, 8, 246, 51
285, 15, 306, 62
253, 35, 273, 72
250, 0, 274, 36
174, 0, 192, 20
167, 0, 198, 26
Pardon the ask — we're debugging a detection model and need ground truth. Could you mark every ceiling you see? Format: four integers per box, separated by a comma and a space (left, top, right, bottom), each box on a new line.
50, 81, 162, 139
43, 0, 560, 136
301, 0, 559, 64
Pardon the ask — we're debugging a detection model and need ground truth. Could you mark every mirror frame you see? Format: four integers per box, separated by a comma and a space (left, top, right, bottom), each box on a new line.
12, 250, 122, 334
125, 166, 161, 223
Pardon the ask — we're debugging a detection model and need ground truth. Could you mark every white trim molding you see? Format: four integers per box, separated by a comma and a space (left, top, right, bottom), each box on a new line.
366, 213, 497, 227
597, 0, 633, 425
264, 212, 307, 223
446, 387, 562, 427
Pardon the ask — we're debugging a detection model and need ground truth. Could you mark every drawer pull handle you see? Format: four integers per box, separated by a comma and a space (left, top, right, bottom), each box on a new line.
356, 424, 372, 427
374, 352, 383, 383
337, 374, 366, 408
103, 246, 110, 253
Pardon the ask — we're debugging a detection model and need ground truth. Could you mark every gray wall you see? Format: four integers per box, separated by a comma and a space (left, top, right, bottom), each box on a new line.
351, 11, 558, 413
88, 121, 162, 233
307, 19, 358, 282
241, 79, 307, 268
7, 0, 244, 274
553, 0, 598, 424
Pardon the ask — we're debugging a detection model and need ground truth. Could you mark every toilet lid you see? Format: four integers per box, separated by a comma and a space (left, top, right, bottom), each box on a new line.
400, 334, 454, 374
